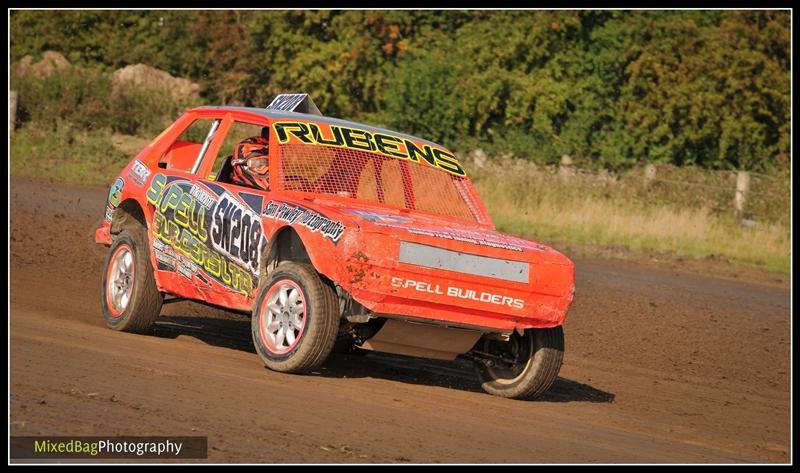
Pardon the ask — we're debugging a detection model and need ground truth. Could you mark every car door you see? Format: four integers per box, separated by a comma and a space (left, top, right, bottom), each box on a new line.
185, 119, 272, 311
143, 115, 228, 303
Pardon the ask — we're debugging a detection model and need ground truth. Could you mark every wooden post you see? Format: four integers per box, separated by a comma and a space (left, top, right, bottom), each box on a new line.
558, 154, 574, 177
734, 170, 750, 219
471, 148, 487, 169
644, 164, 656, 187
9, 90, 18, 133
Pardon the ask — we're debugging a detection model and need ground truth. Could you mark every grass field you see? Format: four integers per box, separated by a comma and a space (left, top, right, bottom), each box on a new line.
10, 123, 791, 274
471, 160, 790, 274
10, 122, 145, 187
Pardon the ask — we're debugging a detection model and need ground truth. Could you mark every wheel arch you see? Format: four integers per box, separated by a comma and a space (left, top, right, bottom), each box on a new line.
262, 226, 335, 284
110, 198, 149, 236
109, 198, 169, 291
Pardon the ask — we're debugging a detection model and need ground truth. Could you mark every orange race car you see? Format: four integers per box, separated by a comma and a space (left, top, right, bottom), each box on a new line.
95, 94, 575, 400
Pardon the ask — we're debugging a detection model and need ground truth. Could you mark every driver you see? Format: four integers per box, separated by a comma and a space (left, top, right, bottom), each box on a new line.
230, 136, 270, 191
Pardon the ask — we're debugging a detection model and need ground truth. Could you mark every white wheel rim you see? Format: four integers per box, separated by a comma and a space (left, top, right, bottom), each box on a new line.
260, 280, 306, 354
106, 245, 135, 316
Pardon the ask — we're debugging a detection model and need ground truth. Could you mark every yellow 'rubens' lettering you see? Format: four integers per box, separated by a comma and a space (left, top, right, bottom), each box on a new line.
273, 121, 466, 177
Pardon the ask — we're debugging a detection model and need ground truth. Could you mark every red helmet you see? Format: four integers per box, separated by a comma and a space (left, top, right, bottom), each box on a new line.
231, 136, 270, 190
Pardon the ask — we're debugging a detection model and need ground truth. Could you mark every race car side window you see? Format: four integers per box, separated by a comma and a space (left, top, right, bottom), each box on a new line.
158, 119, 220, 172
209, 121, 268, 183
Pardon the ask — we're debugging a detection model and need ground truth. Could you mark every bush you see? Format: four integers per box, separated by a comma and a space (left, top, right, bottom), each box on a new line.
11, 66, 199, 137
381, 54, 469, 145
12, 67, 113, 132
108, 85, 194, 136
10, 11, 790, 173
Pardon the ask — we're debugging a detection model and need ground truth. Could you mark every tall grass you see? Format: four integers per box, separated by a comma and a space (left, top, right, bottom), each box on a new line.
471, 160, 790, 274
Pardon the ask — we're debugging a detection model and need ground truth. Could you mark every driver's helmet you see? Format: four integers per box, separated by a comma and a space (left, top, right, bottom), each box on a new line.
231, 136, 270, 191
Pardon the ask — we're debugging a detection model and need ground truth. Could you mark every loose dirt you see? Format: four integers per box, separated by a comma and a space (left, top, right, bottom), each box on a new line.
10, 177, 790, 463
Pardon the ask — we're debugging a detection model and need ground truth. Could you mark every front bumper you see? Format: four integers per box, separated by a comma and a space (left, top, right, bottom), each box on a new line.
95, 222, 113, 245
339, 232, 575, 332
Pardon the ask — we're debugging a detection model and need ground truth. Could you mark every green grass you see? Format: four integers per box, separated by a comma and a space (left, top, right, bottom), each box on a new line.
472, 161, 790, 274
10, 121, 147, 186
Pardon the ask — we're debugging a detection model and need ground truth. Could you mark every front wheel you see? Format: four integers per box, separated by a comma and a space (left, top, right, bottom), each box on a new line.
100, 229, 163, 333
474, 327, 564, 400
251, 262, 340, 373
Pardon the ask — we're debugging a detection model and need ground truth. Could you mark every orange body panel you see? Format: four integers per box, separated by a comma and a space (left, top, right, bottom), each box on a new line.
163, 141, 204, 171
96, 107, 575, 332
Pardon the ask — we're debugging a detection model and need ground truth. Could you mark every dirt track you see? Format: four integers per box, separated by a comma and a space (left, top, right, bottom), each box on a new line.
9, 177, 791, 463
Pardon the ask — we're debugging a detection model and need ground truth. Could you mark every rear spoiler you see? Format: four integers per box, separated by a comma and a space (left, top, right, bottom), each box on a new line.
266, 93, 322, 116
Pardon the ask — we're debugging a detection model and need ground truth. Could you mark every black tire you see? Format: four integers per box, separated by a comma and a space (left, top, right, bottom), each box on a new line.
475, 326, 564, 400
100, 229, 163, 333
251, 262, 340, 373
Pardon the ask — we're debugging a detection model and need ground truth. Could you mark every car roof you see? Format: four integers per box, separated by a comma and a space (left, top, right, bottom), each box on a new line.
193, 106, 443, 148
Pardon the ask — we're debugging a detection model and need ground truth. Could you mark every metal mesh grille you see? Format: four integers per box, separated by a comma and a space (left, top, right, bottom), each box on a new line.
279, 144, 482, 223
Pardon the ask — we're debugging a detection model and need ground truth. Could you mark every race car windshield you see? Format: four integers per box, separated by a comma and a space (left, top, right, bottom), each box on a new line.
278, 143, 484, 223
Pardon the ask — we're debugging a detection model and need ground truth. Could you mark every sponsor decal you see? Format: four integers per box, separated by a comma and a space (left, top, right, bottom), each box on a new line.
372, 222, 531, 252
105, 177, 125, 223
177, 256, 198, 280
266, 93, 321, 115
148, 178, 209, 244
346, 209, 411, 223
237, 192, 264, 214
268, 94, 308, 111
263, 200, 345, 243
391, 277, 524, 310
202, 181, 226, 197
146, 174, 168, 204
108, 178, 124, 208
273, 121, 466, 177
189, 184, 216, 209
146, 175, 264, 295
405, 227, 529, 252
128, 160, 151, 187
153, 239, 177, 272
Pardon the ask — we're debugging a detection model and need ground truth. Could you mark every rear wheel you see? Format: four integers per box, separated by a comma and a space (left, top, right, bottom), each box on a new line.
100, 229, 163, 333
251, 262, 340, 373
474, 327, 564, 400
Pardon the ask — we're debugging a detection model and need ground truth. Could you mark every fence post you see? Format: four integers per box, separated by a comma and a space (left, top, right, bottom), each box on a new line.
559, 154, 574, 178
9, 90, 18, 133
471, 148, 488, 169
734, 170, 750, 219
644, 164, 656, 186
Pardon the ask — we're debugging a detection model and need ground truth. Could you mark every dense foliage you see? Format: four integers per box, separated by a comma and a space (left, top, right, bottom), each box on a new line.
11, 66, 192, 136
11, 10, 790, 172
